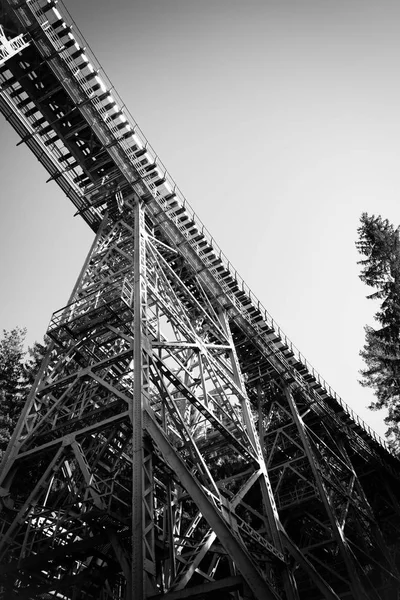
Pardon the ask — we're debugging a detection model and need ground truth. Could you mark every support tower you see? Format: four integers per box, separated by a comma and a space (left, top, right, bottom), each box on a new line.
0, 1, 400, 599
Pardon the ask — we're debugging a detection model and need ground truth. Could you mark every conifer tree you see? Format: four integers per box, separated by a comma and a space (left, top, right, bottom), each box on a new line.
0, 328, 27, 460
356, 213, 400, 447
0, 329, 47, 461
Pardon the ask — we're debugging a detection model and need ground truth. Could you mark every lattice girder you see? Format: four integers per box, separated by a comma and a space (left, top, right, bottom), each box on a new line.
260, 388, 400, 598
0, 201, 288, 599
0, 197, 399, 599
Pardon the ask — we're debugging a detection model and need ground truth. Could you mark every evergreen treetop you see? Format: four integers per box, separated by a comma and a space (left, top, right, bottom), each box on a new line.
356, 213, 400, 448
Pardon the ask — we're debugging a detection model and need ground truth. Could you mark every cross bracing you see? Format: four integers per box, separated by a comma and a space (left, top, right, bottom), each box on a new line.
0, 1, 400, 599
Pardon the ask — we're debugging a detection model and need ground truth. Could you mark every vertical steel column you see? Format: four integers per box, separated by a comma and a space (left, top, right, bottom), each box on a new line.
284, 386, 369, 599
144, 410, 281, 600
132, 198, 146, 600
220, 313, 300, 600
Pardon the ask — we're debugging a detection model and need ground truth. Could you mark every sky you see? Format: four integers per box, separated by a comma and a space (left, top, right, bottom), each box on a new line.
1, 0, 400, 439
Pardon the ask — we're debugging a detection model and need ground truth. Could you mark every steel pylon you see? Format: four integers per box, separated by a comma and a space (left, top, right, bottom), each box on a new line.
0, 192, 399, 600
0, 194, 289, 599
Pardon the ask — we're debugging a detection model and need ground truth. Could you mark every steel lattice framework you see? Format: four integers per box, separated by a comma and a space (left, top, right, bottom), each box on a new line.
0, 1, 400, 599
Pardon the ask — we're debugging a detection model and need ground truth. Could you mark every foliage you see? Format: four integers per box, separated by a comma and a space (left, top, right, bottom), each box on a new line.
0, 328, 46, 462
356, 213, 400, 447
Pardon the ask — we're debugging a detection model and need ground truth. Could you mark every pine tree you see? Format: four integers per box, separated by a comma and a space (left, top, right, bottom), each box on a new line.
0, 328, 27, 460
0, 329, 47, 461
356, 213, 400, 447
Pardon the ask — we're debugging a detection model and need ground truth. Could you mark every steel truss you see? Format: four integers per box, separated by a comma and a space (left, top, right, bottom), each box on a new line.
0, 197, 399, 599
0, 1, 400, 599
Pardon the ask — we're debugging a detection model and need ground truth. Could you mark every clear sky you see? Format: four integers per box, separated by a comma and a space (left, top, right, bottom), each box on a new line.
1, 0, 400, 439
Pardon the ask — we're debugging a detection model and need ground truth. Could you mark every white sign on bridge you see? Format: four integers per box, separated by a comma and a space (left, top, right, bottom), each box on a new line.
0, 25, 29, 67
